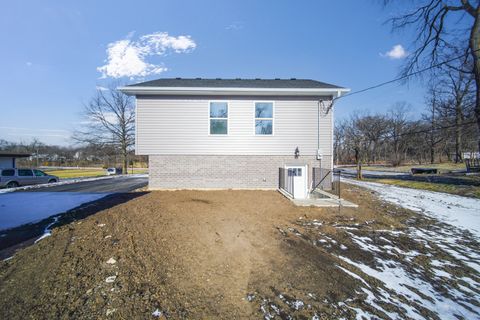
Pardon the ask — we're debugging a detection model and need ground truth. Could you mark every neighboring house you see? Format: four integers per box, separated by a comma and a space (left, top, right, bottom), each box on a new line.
120, 78, 349, 199
0, 151, 30, 168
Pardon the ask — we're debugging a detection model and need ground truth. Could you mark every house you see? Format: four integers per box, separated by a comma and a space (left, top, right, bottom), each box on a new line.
0, 151, 31, 168
120, 78, 349, 199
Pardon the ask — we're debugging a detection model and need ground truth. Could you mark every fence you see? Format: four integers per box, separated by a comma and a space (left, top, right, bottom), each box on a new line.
278, 167, 294, 197
466, 158, 480, 172
312, 168, 341, 198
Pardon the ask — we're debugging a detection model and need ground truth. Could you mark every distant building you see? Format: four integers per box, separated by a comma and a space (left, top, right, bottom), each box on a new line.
0, 151, 31, 168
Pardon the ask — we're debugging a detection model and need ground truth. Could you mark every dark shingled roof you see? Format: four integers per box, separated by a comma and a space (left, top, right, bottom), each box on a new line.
0, 151, 30, 158
127, 78, 344, 89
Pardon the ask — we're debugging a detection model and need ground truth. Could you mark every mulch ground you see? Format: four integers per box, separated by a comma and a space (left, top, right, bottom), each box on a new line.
0, 187, 412, 319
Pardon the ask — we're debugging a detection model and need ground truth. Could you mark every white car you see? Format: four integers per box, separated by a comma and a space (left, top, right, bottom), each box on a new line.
106, 168, 122, 175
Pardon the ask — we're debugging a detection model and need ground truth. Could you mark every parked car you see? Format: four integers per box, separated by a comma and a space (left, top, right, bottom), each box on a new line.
106, 167, 122, 175
0, 168, 59, 188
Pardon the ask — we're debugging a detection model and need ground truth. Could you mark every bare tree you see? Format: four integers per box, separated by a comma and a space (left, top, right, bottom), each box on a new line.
423, 86, 445, 163
442, 65, 474, 161
357, 114, 389, 163
386, 103, 411, 166
74, 84, 135, 174
384, 0, 480, 151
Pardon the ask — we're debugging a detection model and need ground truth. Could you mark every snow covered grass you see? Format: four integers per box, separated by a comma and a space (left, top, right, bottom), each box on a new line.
290, 215, 480, 319
269, 180, 480, 319
301, 179, 480, 319
344, 178, 480, 238
0, 192, 111, 231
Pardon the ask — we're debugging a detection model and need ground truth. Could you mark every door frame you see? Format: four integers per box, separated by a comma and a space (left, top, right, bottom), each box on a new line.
284, 164, 308, 199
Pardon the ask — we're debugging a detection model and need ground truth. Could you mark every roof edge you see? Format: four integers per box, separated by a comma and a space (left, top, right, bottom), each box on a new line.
119, 86, 350, 97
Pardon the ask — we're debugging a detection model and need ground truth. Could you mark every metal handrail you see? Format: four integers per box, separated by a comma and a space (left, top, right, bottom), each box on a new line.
312, 168, 341, 198
278, 167, 294, 197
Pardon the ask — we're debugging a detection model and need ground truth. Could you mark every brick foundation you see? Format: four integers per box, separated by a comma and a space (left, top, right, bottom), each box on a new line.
148, 155, 332, 190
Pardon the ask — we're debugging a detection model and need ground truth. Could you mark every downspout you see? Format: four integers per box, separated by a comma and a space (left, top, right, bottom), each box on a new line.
317, 100, 320, 161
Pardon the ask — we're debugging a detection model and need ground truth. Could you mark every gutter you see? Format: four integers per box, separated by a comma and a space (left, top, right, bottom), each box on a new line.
118, 86, 350, 97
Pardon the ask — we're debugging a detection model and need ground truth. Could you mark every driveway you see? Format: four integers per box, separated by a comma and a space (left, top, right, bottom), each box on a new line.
17, 174, 148, 193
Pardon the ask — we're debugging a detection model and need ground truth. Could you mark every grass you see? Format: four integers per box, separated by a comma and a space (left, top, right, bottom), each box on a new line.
365, 177, 480, 198
44, 169, 106, 179
361, 163, 466, 173
43, 168, 148, 179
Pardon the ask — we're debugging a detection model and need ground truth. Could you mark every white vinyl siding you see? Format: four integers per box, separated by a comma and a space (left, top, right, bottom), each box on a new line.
136, 97, 333, 156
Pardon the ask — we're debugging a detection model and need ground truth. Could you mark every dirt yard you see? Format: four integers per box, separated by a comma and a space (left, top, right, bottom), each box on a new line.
0, 186, 479, 319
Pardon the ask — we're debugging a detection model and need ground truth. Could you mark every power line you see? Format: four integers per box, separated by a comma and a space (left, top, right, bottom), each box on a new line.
393, 120, 477, 138
334, 49, 480, 101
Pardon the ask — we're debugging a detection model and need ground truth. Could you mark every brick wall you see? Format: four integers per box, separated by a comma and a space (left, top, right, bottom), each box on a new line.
148, 155, 332, 189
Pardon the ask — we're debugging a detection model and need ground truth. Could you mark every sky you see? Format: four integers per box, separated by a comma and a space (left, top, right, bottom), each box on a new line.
0, 0, 428, 146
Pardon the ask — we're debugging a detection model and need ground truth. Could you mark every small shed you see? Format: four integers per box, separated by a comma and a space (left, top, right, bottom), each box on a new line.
0, 151, 31, 168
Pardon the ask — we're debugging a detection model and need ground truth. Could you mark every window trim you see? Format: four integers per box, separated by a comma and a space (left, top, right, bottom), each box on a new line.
254, 101, 275, 136
208, 100, 229, 136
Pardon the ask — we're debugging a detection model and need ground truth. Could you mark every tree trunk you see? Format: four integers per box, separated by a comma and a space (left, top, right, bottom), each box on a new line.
455, 100, 463, 163
430, 101, 435, 164
355, 148, 363, 180
470, 7, 480, 152
122, 143, 128, 175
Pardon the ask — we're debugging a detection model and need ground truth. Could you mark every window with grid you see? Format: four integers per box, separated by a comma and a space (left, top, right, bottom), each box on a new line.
255, 102, 273, 135
209, 102, 228, 135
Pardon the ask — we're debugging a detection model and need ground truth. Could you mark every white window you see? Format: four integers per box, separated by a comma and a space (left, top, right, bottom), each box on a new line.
209, 102, 228, 135
255, 102, 273, 135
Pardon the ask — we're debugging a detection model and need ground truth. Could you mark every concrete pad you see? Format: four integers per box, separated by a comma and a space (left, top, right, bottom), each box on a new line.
277, 188, 358, 208
292, 198, 358, 208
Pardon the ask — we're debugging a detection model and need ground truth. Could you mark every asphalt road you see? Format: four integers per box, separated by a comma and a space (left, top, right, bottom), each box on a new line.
0, 175, 148, 257
22, 175, 148, 193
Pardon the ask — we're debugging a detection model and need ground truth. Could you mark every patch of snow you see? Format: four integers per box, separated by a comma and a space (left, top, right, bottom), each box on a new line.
34, 215, 60, 243
337, 265, 370, 287
0, 192, 110, 231
291, 300, 304, 310
344, 178, 480, 238
338, 255, 480, 319
430, 259, 456, 268
106, 308, 116, 316
432, 268, 451, 279
152, 309, 163, 317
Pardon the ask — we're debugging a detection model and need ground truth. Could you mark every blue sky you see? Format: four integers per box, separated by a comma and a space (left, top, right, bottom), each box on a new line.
0, 0, 425, 145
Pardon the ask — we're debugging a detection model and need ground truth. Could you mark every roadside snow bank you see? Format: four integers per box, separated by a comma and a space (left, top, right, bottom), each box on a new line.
0, 192, 110, 230
344, 178, 480, 238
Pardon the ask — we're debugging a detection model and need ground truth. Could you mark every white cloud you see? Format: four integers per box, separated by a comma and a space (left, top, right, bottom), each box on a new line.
96, 85, 109, 91
382, 44, 407, 59
97, 32, 196, 79
26, 62, 33, 67
226, 22, 244, 31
